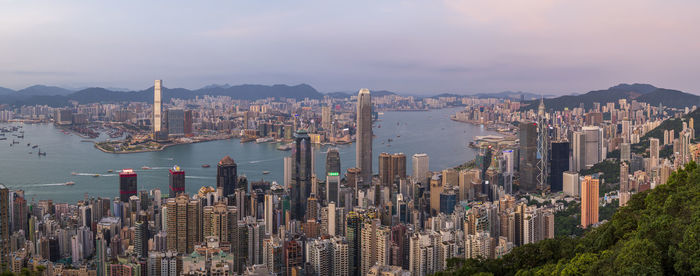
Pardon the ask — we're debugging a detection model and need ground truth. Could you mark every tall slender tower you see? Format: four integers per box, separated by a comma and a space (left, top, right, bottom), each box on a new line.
217, 156, 238, 198
153, 80, 163, 136
291, 130, 312, 221
536, 97, 549, 191
356, 88, 372, 186
581, 176, 599, 228
119, 169, 138, 202
169, 165, 185, 198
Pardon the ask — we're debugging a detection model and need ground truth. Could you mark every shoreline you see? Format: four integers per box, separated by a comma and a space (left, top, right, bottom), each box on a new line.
94, 135, 238, 154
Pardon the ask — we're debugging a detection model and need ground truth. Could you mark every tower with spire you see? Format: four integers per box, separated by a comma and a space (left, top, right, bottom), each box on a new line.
536, 96, 549, 191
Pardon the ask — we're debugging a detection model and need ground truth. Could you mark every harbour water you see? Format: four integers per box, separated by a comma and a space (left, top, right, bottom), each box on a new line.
0, 107, 497, 203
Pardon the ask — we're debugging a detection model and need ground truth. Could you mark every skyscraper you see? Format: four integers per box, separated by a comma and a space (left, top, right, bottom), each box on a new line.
346, 212, 362, 276
536, 98, 549, 191
326, 148, 341, 176
217, 156, 238, 198
581, 176, 599, 228
168, 166, 185, 198
572, 131, 585, 172
166, 109, 185, 137
412, 153, 429, 182
519, 121, 537, 192
119, 169, 137, 202
583, 126, 603, 169
0, 184, 9, 271
153, 80, 163, 136
549, 141, 569, 192
291, 131, 312, 221
619, 162, 630, 207
620, 142, 631, 163
356, 88, 372, 186
379, 153, 392, 186
649, 138, 660, 168
321, 106, 332, 131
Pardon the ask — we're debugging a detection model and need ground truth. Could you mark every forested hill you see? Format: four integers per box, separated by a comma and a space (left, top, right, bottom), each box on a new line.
435, 161, 700, 275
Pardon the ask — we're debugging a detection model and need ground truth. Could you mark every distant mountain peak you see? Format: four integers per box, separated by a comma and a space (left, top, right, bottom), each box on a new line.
609, 83, 657, 94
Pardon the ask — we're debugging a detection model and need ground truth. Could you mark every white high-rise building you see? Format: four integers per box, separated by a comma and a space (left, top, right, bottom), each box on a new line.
572, 131, 585, 172
582, 126, 603, 169
264, 195, 274, 236
412, 153, 430, 182
332, 237, 349, 276
649, 138, 660, 168
153, 80, 163, 135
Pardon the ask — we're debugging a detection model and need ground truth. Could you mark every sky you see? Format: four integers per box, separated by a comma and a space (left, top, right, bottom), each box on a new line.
1, 0, 700, 95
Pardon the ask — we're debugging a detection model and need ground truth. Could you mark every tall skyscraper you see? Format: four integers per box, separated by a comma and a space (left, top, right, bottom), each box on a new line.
572, 131, 585, 172
166, 109, 185, 137
619, 162, 630, 207
346, 212, 362, 276
379, 152, 392, 186
217, 156, 238, 198
356, 88, 372, 186
620, 142, 631, 163
582, 126, 603, 169
168, 166, 185, 198
649, 138, 660, 168
536, 98, 549, 191
0, 184, 9, 271
153, 80, 163, 136
321, 106, 332, 131
326, 148, 341, 176
291, 131, 312, 221
412, 153, 429, 182
519, 121, 538, 192
581, 176, 599, 228
119, 169, 137, 202
550, 141, 569, 192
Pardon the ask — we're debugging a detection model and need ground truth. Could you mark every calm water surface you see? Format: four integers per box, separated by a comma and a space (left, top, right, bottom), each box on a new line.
0, 107, 496, 203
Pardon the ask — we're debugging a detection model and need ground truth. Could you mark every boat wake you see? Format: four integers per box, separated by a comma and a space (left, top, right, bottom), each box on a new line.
72, 173, 116, 177
185, 176, 216, 179
29, 183, 70, 187
248, 157, 281, 164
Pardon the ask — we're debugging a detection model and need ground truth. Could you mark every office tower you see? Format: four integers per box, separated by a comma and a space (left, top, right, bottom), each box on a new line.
291, 130, 312, 221
619, 162, 630, 207
168, 166, 185, 198
356, 88, 373, 186
519, 121, 538, 192
550, 141, 569, 192
536, 98, 549, 191
153, 80, 163, 136
326, 148, 341, 176
166, 109, 185, 137
346, 167, 361, 188
620, 142, 631, 162
502, 149, 515, 174
562, 171, 579, 197
580, 176, 599, 228
134, 219, 148, 258
439, 191, 458, 214
184, 110, 193, 136
429, 174, 443, 216
346, 212, 362, 276
322, 106, 332, 131
326, 173, 340, 205
217, 156, 238, 198
264, 195, 274, 236
582, 126, 603, 169
649, 138, 660, 168
119, 169, 137, 202
284, 156, 292, 188
379, 152, 392, 186
458, 168, 480, 201
572, 131, 585, 172
0, 184, 8, 271
621, 120, 631, 143
412, 153, 429, 182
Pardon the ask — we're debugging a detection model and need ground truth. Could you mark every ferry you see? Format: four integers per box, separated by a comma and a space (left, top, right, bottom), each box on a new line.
32, 145, 38, 149
65, 181, 75, 186
71, 172, 78, 175
255, 137, 274, 143
141, 166, 152, 170
93, 174, 100, 177
202, 164, 211, 168
262, 171, 270, 175
107, 169, 114, 173
276, 143, 293, 151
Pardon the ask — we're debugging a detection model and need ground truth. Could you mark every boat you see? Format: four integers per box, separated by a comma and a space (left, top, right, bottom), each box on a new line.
28, 152, 33, 154
0, 138, 6, 141
71, 172, 78, 175
141, 166, 152, 170
276, 143, 293, 151
202, 164, 211, 168
93, 174, 100, 177
65, 181, 75, 186
27, 143, 30, 146
32, 145, 38, 149
262, 171, 270, 175
38, 150, 46, 156
107, 169, 114, 173
256, 137, 274, 143
388, 138, 393, 142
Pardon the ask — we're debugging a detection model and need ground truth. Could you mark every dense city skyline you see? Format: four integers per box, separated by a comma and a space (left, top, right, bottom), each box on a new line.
3, 1, 700, 94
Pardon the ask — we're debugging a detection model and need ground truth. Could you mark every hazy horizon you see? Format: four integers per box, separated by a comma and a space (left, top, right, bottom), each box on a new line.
2, 1, 700, 95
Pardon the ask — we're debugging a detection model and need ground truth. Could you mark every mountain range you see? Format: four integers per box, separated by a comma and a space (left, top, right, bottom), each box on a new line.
0, 82, 698, 108
523, 83, 700, 110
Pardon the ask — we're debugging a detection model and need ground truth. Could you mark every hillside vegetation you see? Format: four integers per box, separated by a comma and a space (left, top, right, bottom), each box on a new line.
435, 162, 700, 275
